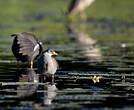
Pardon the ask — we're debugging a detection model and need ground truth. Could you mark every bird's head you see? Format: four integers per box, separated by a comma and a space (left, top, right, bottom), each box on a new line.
44, 49, 58, 57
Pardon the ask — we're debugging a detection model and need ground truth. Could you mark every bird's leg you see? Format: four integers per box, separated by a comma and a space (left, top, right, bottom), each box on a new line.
52, 74, 55, 84
30, 61, 33, 68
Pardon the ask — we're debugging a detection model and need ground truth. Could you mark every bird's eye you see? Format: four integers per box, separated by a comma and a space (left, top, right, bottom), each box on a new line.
49, 49, 52, 52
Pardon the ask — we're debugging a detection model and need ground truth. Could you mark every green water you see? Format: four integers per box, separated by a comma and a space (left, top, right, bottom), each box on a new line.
0, 0, 134, 109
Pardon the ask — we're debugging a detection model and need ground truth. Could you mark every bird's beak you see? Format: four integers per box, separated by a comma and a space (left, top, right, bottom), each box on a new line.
52, 51, 58, 56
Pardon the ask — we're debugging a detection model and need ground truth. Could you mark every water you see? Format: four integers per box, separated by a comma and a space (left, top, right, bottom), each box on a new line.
1, 31, 134, 109
1, 1, 134, 109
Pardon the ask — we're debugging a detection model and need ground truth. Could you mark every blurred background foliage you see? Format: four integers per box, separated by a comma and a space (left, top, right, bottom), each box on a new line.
0, 0, 134, 47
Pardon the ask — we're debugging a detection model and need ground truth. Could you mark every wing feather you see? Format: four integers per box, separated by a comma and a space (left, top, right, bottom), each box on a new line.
15, 32, 39, 57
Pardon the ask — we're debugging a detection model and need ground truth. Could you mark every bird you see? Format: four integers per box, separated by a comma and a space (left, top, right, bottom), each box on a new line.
11, 32, 43, 68
67, 0, 95, 20
37, 49, 58, 83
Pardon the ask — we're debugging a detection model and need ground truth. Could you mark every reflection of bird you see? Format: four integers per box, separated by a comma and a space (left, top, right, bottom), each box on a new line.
17, 68, 38, 97
67, 23, 102, 62
11, 32, 43, 68
37, 49, 58, 83
67, 0, 95, 19
44, 83, 57, 105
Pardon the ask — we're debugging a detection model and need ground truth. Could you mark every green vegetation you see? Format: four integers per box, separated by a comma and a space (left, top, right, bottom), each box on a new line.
0, 0, 134, 54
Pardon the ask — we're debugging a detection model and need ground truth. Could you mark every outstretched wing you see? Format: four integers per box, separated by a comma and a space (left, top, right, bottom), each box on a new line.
11, 32, 40, 57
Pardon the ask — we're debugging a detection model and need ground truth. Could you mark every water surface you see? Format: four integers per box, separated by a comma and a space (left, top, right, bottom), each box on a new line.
0, 0, 134, 109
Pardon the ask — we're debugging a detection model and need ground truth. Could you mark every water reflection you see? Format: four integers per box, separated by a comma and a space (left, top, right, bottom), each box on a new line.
66, 22, 102, 62
16, 68, 57, 106
17, 68, 57, 106
0, 67, 58, 108
17, 68, 38, 97
0, 64, 134, 109
43, 83, 57, 105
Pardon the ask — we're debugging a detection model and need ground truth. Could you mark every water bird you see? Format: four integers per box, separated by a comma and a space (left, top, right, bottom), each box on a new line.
11, 32, 43, 68
37, 49, 58, 83
67, 0, 95, 19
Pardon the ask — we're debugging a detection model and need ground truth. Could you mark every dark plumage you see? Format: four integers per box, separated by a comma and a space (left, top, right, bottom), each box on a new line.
67, 0, 95, 19
37, 49, 58, 82
11, 32, 43, 68
68, 0, 77, 13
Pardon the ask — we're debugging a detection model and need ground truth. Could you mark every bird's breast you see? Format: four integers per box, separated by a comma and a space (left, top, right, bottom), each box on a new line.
46, 60, 57, 75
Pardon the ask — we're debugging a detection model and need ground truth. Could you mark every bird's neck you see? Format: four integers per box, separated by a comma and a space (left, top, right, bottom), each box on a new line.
44, 54, 53, 63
